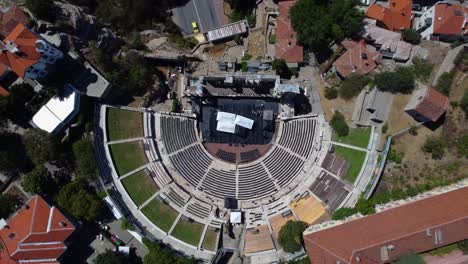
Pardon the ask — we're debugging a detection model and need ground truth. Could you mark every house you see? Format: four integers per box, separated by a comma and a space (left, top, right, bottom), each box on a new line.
303, 185, 468, 264
333, 39, 382, 79
366, 0, 413, 31
0, 196, 76, 264
363, 19, 412, 61
31, 84, 80, 134
0, 6, 27, 37
405, 86, 449, 123
431, 3, 468, 42
275, 0, 303, 68
0, 23, 63, 80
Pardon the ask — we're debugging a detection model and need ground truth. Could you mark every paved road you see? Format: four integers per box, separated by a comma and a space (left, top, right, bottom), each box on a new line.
171, 0, 226, 35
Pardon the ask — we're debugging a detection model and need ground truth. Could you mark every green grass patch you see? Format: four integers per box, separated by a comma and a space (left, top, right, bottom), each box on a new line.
333, 145, 367, 183
202, 227, 219, 251
110, 142, 147, 176
142, 198, 179, 232
333, 127, 371, 148
171, 217, 205, 246
121, 170, 159, 206
429, 243, 459, 256
107, 108, 143, 141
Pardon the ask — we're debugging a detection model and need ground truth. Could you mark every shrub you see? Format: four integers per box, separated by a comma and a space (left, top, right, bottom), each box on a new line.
412, 56, 433, 82
423, 137, 446, 159
268, 33, 276, 44
388, 149, 403, 164
455, 134, 468, 158
168, 35, 198, 49
408, 125, 418, 136
171, 99, 179, 113
339, 74, 370, 100
382, 123, 388, 134
330, 111, 349, 137
401, 29, 421, 45
120, 218, 135, 231
460, 90, 468, 117
332, 207, 358, 220
458, 240, 468, 254
278, 221, 308, 253
375, 66, 415, 94
325, 87, 338, 99
435, 70, 455, 96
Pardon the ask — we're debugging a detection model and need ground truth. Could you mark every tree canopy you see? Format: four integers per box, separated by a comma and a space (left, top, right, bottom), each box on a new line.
0, 195, 15, 219
55, 179, 103, 222
21, 166, 57, 196
339, 74, 370, 100
72, 138, 97, 179
94, 250, 142, 264
330, 111, 349, 137
143, 239, 195, 264
278, 220, 308, 253
290, 0, 363, 52
23, 129, 59, 165
272, 59, 292, 79
375, 66, 415, 94
0, 132, 29, 172
26, 0, 57, 21
423, 137, 446, 159
401, 29, 421, 45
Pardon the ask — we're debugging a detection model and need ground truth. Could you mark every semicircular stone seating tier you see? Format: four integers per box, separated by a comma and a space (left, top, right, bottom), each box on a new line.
158, 114, 318, 201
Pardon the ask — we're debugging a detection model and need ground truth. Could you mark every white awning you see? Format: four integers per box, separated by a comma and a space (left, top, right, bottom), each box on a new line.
234, 115, 254, 129
230, 211, 242, 224
216, 121, 236, 134
32, 85, 79, 134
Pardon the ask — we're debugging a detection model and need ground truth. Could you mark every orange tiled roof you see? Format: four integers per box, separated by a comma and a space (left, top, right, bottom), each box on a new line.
366, 0, 413, 31
333, 40, 381, 78
0, 6, 27, 37
415, 87, 449, 122
0, 23, 41, 78
0, 196, 75, 263
304, 186, 468, 264
433, 3, 467, 36
275, 1, 304, 63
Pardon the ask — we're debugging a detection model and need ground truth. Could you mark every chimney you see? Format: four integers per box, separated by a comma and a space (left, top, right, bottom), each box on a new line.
59, 221, 67, 227
5, 41, 18, 53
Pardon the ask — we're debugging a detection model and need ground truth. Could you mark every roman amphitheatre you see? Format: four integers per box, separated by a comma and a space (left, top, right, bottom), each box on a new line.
95, 74, 369, 262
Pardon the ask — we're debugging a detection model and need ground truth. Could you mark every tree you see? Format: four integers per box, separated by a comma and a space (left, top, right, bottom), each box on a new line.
339, 74, 370, 100
375, 66, 415, 94
143, 238, 195, 264
56, 179, 103, 222
26, 0, 56, 21
423, 137, 446, 159
332, 207, 358, 220
23, 129, 59, 165
401, 29, 421, 45
411, 56, 433, 82
330, 111, 349, 137
278, 220, 308, 253
94, 250, 142, 264
272, 59, 292, 79
435, 70, 455, 96
0, 132, 29, 172
290, 0, 363, 52
21, 166, 57, 196
72, 139, 97, 179
0, 194, 20, 219
460, 90, 468, 117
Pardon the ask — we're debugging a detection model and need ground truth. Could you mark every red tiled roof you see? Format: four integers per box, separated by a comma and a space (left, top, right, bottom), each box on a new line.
0, 23, 41, 78
275, 0, 304, 63
0, 196, 75, 264
433, 3, 467, 36
366, 0, 413, 31
415, 87, 449, 122
0, 6, 27, 37
333, 40, 381, 78
304, 186, 468, 264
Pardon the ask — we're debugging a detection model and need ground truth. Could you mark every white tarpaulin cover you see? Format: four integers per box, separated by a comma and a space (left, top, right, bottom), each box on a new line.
234, 115, 254, 129
216, 121, 236, 133
230, 211, 242, 224
217, 111, 236, 122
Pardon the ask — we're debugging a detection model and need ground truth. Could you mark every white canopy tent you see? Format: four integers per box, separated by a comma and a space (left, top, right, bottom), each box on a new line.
230, 211, 242, 224
234, 115, 254, 129
216, 121, 236, 134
